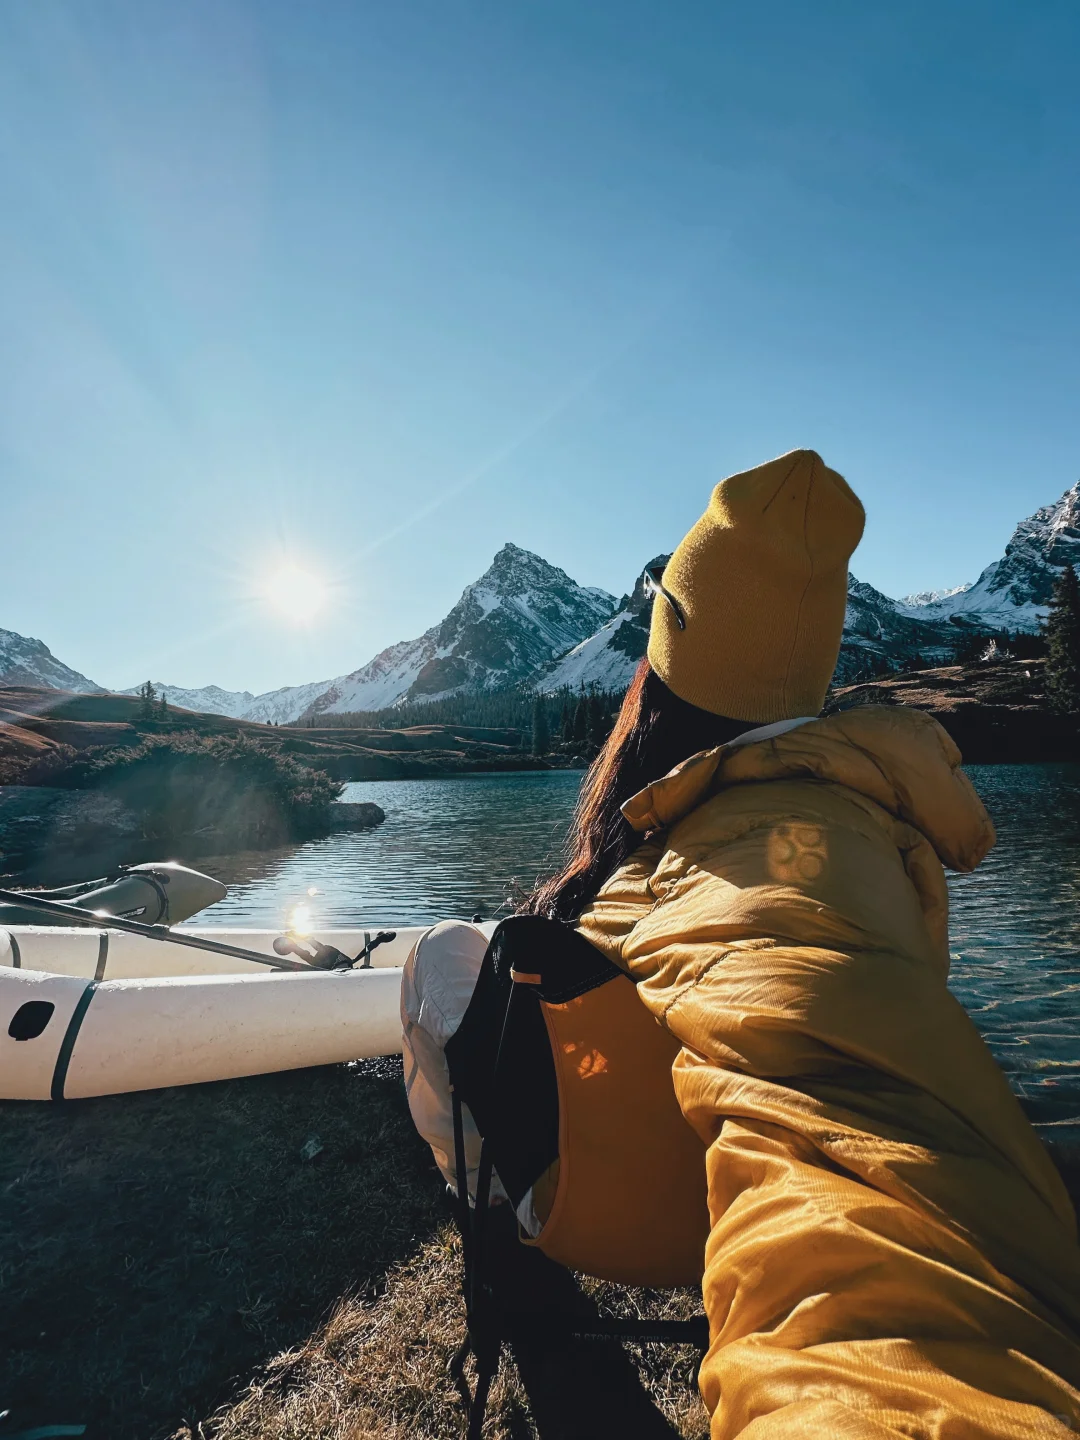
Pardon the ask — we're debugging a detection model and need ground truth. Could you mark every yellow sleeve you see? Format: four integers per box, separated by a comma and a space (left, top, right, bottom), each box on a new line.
584, 811, 1080, 1437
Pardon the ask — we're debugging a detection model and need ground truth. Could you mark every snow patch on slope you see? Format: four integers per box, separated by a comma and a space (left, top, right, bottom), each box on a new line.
0, 628, 102, 694
900, 481, 1080, 633
538, 555, 667, 694
543, 613, 644, 692
242, 679, 335, 725
309, 543, 615, 716
121, 682, 256, 719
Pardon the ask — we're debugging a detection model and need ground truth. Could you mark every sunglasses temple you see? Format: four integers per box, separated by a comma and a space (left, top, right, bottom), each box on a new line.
644, 571, 687, 630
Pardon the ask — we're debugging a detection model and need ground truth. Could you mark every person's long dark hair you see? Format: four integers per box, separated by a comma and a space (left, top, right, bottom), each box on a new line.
523, 658, 759, 923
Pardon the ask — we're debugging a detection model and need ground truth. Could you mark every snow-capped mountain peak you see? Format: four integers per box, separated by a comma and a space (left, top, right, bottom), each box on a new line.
119, 682, 257, 719
901, 480, 1080, 631
0, 628, 101, 694
900, 583, 972, 608
311, 544, 616, 715
112, 545, 614, 723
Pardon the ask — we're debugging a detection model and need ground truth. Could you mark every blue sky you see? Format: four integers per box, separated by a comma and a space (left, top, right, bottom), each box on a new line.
2, 0, 1078, 694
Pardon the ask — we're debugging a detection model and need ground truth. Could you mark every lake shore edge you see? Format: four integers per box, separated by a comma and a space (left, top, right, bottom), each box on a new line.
2, 661, 1076, 884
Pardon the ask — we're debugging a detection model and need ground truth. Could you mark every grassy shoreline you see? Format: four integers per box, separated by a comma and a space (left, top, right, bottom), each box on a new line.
0, 1061, 709, 1440
1, 1061, 1076, 1440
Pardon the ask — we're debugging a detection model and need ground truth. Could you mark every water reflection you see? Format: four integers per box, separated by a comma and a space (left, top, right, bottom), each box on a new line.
949, 765, 1080, 1139
187, 764, 1080, 1141
187, 771, 584, 931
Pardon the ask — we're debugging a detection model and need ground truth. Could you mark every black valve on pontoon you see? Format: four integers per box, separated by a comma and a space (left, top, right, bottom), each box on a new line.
272, 930, 397, 970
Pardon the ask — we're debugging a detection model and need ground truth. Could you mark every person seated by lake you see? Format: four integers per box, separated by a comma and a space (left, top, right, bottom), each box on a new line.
402, 449, 1080, 1437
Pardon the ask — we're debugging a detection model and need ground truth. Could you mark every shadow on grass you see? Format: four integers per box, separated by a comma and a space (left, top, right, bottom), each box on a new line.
0, 1059, 445, 1440
0, 1061, 706, 1440
3, 1059, 1073, 1440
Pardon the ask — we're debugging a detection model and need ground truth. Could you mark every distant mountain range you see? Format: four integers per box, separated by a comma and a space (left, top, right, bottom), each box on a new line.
4, 482, 1078, 719
122, 544, 615, 725
300, 543, 614, 720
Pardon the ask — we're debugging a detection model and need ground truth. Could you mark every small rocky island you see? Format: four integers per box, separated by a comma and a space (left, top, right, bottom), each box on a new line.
0, 783, 387, 884
0, 689, 399, 881
0, 685, 544, 881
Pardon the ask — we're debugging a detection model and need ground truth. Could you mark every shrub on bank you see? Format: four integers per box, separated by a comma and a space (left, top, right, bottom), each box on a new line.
0, 741, 79, 787
45, 732, 344, 846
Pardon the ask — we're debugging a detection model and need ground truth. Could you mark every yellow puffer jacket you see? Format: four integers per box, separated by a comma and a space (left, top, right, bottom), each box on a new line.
576, 704, 1080, 1438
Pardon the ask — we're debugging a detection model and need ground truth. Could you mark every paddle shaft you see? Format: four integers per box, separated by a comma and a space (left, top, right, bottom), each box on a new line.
0, 888, 313, 972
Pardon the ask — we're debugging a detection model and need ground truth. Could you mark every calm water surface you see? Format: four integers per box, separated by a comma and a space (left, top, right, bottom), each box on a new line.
948, 765, 1080, 1140
189, 771, 584, 930
189, 765, 1080, 1140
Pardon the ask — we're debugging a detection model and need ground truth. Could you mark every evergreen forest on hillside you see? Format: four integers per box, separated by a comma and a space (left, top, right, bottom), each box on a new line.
303, 622, 1054, 749
308, 685, 623, 758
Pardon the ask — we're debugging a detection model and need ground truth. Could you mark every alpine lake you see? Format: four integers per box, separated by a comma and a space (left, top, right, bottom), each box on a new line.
187, 764, 1080, 1149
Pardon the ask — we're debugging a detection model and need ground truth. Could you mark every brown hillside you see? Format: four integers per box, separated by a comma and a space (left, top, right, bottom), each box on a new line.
829, 658, 1077, 762
0, 687, 542, 783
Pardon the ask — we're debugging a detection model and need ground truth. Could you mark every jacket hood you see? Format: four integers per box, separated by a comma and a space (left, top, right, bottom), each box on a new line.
621, 704, 995, 872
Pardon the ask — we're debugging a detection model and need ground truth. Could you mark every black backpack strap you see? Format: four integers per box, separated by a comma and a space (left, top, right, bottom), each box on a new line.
445, 915, 624, 1208
448, 967, 519, 1440
444, 916, 708, 1436
449, 1087, 502, 1440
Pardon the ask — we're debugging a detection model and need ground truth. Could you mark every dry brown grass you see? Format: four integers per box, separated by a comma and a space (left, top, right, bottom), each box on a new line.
0, 1059, 707, 1440
3, 1057, 1075, 1440
177, 1223, 709, 1440
0, 1060, 446, 1438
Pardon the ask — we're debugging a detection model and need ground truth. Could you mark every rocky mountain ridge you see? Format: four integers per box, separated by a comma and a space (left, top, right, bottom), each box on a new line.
117, 543, 616, 724
0, 628, 101, 695
307, 543, 615, 719
5, 480, 1079, 716
121, 682, 257, 719
836, 577, 960, 683
899, 481, 1080, 631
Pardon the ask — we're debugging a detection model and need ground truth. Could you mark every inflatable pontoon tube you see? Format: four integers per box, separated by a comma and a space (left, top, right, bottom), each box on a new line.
0, 926, 431, 980
1, 963, 404, 1101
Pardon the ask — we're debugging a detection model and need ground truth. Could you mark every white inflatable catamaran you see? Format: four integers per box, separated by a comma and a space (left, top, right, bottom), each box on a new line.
0, 865, 437, 1102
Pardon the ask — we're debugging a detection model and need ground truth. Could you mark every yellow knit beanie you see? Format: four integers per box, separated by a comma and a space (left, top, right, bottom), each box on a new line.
647, 449, 865, 723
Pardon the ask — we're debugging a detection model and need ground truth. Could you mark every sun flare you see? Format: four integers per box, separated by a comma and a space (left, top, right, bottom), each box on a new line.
263, 563, 328, 623
288, 903, 312, 935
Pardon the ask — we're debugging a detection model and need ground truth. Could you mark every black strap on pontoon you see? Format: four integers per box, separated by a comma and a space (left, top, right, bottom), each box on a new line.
50, 980, 98, 1101
445, 916, 709, 1437
135, 870, 170, 925
93, 933, 109, 983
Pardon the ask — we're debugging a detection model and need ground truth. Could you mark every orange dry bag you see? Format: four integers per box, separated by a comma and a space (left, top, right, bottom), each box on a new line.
444, 916, 709, 1287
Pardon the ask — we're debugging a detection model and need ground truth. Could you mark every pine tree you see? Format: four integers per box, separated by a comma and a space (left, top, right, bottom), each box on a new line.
138, 680, 156, 721
586, 692, 606, 752
158, 692, 168, 720
572, 695, 589, 749
1044, 565, 1080, 714
531, 695, 550, 757
560, 702, 573, 746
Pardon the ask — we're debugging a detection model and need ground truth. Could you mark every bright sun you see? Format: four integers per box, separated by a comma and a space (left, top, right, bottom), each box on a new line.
263, 563, 328, 623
